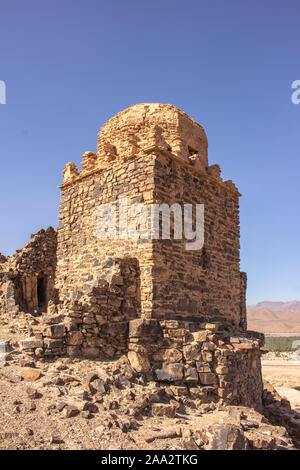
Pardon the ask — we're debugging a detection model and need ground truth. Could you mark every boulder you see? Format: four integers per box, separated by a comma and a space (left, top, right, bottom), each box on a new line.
128, 351, 151, 373
152, 403, 177, 418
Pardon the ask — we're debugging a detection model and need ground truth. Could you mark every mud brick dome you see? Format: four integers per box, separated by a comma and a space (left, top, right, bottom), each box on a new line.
97, 103, 208, 169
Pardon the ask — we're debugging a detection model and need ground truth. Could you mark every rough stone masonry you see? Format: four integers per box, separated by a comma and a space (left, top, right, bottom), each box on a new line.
0, 103, 264, 409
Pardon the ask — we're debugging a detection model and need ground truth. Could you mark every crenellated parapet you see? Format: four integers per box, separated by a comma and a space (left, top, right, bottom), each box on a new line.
62, 162, 79, 184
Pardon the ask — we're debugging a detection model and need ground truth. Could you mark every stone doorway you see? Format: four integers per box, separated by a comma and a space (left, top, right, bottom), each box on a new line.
37, 276, 48, 312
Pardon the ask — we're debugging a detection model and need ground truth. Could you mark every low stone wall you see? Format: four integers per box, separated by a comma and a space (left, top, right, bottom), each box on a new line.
127, 319, 264, 410
19, 316, 264, 410
20, 312, 129, 361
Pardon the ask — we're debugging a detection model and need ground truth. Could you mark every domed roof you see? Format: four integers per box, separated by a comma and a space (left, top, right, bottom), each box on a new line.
97, 103, 208, 165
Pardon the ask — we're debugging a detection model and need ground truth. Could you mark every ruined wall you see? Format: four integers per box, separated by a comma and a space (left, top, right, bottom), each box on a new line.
19, 316, 263, 410
0, 227, 57, 314
63, 258, 142, 359
0, 274, 19, 314
128, 319, 263, 410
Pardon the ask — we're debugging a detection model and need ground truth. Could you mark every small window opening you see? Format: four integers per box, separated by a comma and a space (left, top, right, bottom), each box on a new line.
188, 146, 198, 156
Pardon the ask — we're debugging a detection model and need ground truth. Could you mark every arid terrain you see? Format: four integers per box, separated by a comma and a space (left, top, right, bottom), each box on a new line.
0, 356, 283, 451
248, 301, 300, 334
262, 354, 300, 410
248, 301, 300, 412
0, 311, 300, 451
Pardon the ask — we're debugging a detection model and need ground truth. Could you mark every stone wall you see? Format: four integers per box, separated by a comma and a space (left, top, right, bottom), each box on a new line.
56, 103, 244, 332
19, 316, 264, 410
127, 319, 263, 410
0, 227, 57, 314
56, 152, 155, 319
151, 151, 241, 328
63, 257, 141, 359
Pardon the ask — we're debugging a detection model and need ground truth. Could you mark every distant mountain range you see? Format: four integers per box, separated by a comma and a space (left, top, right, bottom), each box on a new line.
247, 301, 300, 334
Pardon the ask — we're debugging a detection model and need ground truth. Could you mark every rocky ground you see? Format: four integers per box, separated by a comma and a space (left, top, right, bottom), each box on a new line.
262, 352, 300, 412
0, 357, 297, 451
0, 313, 299, 451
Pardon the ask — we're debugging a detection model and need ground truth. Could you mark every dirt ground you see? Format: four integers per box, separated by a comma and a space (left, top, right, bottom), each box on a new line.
262, 358, 300, 411
0, 352, 298, 450
0, 316, 299, 451
0, 357, 278, 451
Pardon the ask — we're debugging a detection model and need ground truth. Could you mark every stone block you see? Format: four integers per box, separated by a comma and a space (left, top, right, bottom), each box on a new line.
202, 351, 214, 362
128, 351, 151, 373
44, 338, 64, 349
152, 348, 182, 363
184, 365, 199, 383
20, 368, 41, 382
192, 330, 209, 343
196, 362, 211, 373
42, 314, 64, 325
183, 343, 202, 361
44, 324, 66, 339
129, 319, 162, 338
152, 403, 177, 418
155, 363, 183, 382
199, 372, 218, 385
68, 331, 83, 346
21, 338, 44, 350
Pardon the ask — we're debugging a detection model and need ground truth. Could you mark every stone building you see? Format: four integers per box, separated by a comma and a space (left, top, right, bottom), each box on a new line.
0, 228, 57, 315
0, 104, 263, 409
57, 103, 246, 330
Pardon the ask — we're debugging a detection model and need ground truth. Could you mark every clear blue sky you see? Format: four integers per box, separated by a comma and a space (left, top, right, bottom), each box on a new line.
0, 0, 299, 304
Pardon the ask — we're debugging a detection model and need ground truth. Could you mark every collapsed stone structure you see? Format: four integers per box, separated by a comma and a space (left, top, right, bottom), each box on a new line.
0, 228, 57, 315
0, 103, 264, 410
